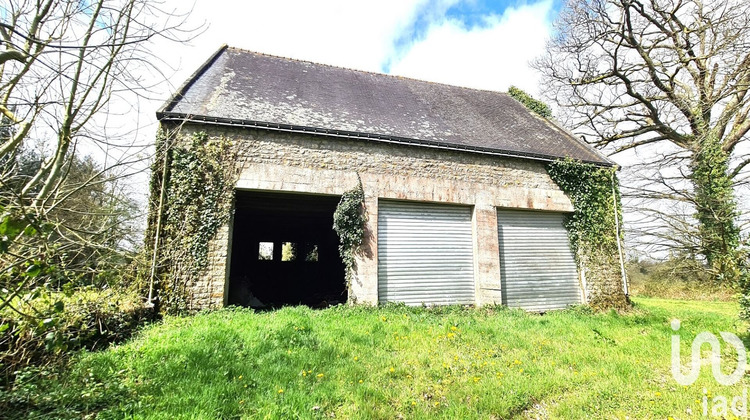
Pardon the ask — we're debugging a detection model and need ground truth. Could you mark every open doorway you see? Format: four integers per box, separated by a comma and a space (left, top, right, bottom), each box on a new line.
227, 190, 346, 308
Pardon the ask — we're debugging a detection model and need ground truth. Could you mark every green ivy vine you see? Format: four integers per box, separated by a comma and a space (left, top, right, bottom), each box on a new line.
546, 158, 629, 310
151, 130, 237, 313
333, 177, 365, 292
508, 86, 552, 118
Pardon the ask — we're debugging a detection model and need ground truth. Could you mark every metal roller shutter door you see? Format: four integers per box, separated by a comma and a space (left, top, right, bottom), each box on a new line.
378, 200, 475, 305
497, 209, 581, 311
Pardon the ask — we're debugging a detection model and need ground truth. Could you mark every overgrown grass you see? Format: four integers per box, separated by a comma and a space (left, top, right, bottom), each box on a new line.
5, 298, 748, 419
627, 260, 737, 301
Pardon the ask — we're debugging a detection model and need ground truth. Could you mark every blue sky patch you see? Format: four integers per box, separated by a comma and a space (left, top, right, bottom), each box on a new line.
383, 0, 563, 72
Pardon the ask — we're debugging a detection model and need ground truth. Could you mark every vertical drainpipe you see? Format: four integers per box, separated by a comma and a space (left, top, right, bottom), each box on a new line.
612, 174, 628, 296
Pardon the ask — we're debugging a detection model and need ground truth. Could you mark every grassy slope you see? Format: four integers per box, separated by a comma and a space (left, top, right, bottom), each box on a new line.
10, 298, 748, 419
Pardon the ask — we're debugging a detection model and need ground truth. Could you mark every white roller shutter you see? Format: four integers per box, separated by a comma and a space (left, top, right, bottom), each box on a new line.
497, 209, 581, 312
378, 200, 475, 305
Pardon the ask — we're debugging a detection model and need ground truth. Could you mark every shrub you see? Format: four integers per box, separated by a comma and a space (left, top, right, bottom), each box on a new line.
0, 288, 154, 387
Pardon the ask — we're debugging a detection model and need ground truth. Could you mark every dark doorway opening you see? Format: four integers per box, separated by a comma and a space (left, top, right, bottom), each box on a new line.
227, 190, 346, 308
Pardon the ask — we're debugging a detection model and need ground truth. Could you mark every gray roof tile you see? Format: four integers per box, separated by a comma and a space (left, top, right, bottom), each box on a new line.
158, 46, 610, 165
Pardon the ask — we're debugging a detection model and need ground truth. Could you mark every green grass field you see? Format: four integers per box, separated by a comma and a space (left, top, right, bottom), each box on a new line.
7, 298, 749, 419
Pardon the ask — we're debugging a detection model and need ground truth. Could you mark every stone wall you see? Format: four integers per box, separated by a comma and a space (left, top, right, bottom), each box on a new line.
187, 224, 231, 310
168, 123, 584, 309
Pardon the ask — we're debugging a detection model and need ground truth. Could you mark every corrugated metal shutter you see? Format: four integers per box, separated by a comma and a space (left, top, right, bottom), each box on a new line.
378, 200, 475, 305
497, 209, 581, 312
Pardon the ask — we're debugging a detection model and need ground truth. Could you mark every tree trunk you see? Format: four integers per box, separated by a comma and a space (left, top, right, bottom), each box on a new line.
690, 135, 741, 279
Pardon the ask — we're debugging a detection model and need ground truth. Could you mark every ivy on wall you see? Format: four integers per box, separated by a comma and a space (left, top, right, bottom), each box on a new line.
332, 178, 365, 294
546, 158, 630, 310
149, 130, 237, 313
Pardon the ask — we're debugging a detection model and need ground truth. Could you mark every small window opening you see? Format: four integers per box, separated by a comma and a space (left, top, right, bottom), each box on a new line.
258, 242, 274, 260
305, 244, 319, 262
281, 242, 297, 262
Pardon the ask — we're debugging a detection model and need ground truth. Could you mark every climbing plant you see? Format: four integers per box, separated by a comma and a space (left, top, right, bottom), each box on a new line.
508, 86, 552, 118
150, 130, 237, 313
547, 158, 629, 310
333, 178, 365, 292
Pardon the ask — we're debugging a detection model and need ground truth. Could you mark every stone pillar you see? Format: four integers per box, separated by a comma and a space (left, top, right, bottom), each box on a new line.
472, 202, 502, 306
349, 193, 379, 305
190, 222, 231, 310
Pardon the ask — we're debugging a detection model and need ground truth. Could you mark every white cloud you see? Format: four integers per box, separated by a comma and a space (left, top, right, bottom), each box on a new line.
388, 0, 555, 95
155, 0, 430, 95
154, 0, 555, 105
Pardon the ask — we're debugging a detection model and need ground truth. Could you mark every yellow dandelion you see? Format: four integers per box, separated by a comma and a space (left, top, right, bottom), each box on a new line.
519, 368, 524, 373
278, 389, 284, 394
434, 402, 440, 407
450, 326, 458, 331
389, 367, 395, 373
317, 373, 324, 378
238, 375, 243, 380
359, 379, 364, 384
655, 392, 661, 397
354, 356, 359, 361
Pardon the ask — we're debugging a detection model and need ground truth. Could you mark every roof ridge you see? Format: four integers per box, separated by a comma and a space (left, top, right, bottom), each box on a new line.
158, 45, 611, 166
224, 46, 604, 159
225, 45, 515, 98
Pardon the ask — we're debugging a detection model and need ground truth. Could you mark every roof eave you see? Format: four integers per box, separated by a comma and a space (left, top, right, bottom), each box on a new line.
156, 112, 615, 167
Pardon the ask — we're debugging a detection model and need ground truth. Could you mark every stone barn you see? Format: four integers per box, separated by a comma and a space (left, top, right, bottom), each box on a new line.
151, 45, 628, 312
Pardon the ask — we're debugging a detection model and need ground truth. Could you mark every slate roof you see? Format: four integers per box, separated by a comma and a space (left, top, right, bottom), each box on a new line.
157, 45, 611, 165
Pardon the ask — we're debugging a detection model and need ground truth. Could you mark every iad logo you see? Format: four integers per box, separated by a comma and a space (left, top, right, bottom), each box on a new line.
671, 319, 746, 386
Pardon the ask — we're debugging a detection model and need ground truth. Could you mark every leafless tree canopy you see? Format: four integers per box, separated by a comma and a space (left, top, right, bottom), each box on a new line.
535, 0, 750, 259
0, 0, 197, 315
1, 0, 193, 205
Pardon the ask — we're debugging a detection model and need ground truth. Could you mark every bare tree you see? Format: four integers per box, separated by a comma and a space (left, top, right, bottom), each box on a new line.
0, 0, 197, 318
535, 0, 750, 279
